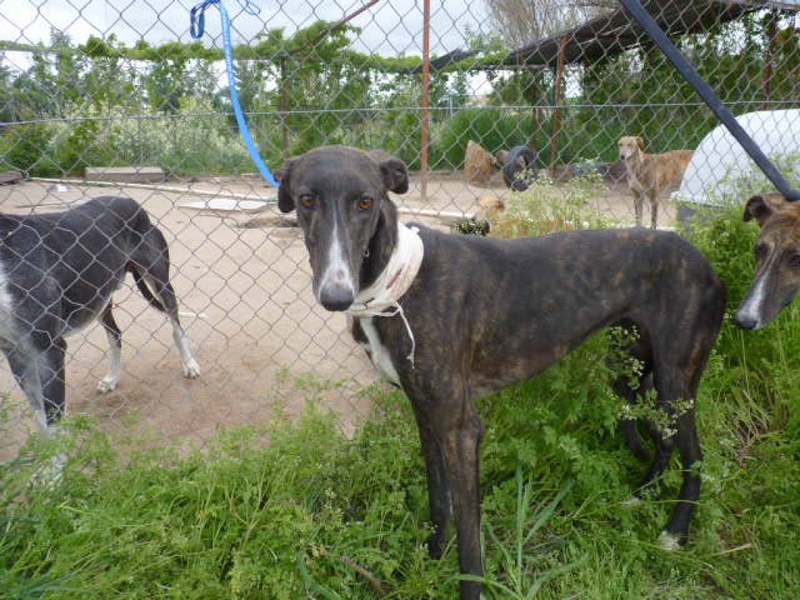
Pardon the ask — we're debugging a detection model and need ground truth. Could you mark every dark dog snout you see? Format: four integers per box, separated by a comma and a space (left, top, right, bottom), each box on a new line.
318, 277, 356, 311
319, 289, 355, 311
733, 312, 758, 330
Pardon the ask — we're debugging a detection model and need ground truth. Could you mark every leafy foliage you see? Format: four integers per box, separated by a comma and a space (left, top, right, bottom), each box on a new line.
2, 9, 796, 176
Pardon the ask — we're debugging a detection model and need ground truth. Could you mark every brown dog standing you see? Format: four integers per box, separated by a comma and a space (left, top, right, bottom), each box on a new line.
618, 135, 694, 229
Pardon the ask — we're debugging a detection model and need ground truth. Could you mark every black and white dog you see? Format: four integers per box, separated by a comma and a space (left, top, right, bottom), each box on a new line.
276, 146, 725, 600
0, 196, 200, 432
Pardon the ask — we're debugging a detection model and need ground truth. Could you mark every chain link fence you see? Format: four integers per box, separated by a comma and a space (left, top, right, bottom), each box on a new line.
1, 0, 798, 456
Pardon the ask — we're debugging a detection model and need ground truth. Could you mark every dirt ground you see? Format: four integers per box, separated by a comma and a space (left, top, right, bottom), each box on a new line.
0, 170, 670, 461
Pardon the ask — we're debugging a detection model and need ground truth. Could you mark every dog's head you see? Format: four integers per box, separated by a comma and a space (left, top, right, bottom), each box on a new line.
618, 136, 644, 162
276, 145, 409, 311
735, 193, 800, 329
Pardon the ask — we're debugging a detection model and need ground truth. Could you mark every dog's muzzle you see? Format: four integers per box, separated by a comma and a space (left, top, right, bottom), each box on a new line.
318, 274, 356, 311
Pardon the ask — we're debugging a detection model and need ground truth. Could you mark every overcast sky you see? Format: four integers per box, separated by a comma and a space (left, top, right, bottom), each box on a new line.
0, 0, 491, 59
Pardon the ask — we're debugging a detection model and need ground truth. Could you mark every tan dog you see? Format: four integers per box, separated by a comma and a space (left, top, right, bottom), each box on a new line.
618, 135, 694, 228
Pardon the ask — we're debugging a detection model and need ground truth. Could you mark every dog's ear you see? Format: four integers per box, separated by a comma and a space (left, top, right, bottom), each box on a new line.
379, 156, 409, 194
275, 160, 295, 213
743, 194, 786, 226
635, 136, 645, 151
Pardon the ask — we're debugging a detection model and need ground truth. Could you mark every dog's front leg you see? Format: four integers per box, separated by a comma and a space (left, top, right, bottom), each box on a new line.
414, 418, 452, 559
445, 409, 486, 600
633, 192, 644, 227
38, 336, 68, 426
411, 384, 486, 600
649, 192, 659, 229
5, 347, 48, 429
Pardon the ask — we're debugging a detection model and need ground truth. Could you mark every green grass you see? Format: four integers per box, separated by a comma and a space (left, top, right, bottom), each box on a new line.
4, 203, 800, 598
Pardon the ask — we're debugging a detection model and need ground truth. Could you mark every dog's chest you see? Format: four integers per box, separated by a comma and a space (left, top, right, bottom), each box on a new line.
356, 317, 400, 386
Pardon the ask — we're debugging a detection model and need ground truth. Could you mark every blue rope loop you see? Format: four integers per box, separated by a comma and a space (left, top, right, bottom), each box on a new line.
189, 0, 280, 188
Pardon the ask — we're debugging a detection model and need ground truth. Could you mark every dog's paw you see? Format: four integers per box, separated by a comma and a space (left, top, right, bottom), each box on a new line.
658, 531, 682, 552
184, 359, 201, 379
97, 376, 119, 393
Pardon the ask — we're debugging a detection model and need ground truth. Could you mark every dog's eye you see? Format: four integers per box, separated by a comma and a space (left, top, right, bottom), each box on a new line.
357, 196, 375, 211
789, 254, 800, 271
299, 194, 316, 210
755, 243, 768, 261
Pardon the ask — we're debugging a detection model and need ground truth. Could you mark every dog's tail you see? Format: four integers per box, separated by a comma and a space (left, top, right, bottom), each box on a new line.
131, 267, 168, 313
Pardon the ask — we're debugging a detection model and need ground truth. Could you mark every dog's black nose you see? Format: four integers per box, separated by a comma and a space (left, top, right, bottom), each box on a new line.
319, 286, 355, 312
733, 312, 758, 330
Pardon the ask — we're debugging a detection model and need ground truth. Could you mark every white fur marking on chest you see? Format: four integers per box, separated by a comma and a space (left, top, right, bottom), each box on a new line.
358, 317, 400, 385
0, 263, 18, 345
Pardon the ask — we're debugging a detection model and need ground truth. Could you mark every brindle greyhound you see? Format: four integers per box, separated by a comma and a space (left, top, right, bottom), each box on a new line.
277, 145, 725, 600
736, 193, 800, 329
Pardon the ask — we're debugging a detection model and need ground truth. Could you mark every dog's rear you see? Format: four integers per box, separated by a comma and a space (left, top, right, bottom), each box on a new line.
0, 196, 199, 433
618, 135, 694, 228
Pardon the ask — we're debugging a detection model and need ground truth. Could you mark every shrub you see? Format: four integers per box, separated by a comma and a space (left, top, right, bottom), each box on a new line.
488, 172, 616, 238
0, 122, 62, 177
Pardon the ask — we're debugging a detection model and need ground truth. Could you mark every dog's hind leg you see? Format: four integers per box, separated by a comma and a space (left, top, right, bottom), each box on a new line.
132, 266, 200, 380
615, 373, 655, 463
129, 224, 200, 379
98, 303, 123, 393
608, 321, 654, 463
660, 403, 702, 550
157, 280, 200, 379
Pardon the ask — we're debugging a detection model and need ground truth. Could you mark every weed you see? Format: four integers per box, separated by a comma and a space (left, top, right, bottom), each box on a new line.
489, 172, 616, 238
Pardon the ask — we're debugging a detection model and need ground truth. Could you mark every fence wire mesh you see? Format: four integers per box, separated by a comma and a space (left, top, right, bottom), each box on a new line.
0, 0, 798, 456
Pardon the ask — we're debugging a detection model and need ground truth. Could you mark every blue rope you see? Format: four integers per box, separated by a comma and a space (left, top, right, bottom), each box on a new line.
190, 0, 280, 188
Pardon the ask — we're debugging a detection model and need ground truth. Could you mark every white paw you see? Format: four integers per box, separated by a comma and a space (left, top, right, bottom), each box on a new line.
658, 531, 681, 552
183, 359, 201, 379
97, 377, 119, 393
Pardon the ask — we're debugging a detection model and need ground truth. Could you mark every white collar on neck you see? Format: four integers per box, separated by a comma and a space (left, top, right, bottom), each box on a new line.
346, 221, 424, 365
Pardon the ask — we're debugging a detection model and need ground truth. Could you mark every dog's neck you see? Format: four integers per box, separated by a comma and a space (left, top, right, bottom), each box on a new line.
347, 200, 424, 366
350, 216, 424, 314
624, 151, 645, 170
